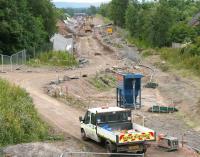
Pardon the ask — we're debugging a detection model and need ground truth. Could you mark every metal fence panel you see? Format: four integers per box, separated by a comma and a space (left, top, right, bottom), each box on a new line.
0, 50, 27, 72
11, 50, 26, 71
61, 152, 144, 157
0, 54, 11, 72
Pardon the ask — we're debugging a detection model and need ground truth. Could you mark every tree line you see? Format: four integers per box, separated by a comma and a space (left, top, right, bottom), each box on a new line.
0, 0, 57, 55
62, 5, 98, 17
99, 0, 200, 50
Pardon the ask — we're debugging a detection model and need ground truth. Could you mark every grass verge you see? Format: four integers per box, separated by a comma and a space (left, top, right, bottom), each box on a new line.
89, 72, 116, 91
28, 51, 77, 67
158, 48, 200, 76
0, 79, 49, 146
0, 79, 64, 147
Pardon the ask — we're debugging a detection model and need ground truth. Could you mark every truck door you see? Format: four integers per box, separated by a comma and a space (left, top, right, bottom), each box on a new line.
82, 111, 93, 138
91, 113, 101, 142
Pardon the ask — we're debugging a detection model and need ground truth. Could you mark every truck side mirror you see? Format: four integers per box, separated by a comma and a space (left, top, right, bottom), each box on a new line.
79, 116, 83, 122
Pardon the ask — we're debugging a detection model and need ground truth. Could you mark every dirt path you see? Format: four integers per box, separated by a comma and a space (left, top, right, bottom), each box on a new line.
0, 22, 199, 156
0, 36, 118, 153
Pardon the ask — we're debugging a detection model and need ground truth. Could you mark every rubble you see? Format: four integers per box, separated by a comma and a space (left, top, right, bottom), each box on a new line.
144, 82, 159, 89
78, 58, 89, 65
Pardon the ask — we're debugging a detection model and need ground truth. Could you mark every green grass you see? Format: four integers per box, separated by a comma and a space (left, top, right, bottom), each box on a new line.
59, 95, 88, 109
142, 49, 158, 57
139, 46, 200, 76
0, 79, 49, 146
158, 48, 200, 76
127, 35, 151, 50
89, 72, 116, 91
96, 14, 112, 24
28, 51, 77, 67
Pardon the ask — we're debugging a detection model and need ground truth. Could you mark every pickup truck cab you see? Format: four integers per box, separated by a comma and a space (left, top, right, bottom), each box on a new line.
79, 107, 156, 153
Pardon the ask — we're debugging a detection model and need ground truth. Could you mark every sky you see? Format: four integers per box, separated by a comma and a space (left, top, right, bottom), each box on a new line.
52, 0, 111, 3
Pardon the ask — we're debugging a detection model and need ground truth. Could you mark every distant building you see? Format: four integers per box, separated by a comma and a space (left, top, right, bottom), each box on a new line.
50, 33, 74, 53
74, 13, 87, 17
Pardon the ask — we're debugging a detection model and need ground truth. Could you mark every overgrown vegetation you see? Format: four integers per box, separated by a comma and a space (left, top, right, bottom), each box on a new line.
0, 0, 57, 55
0, 79, 48, 146
89, 72, 116, 91
100, 0, 200, 47
159, 48, 200, 75
99, 0, 200, 76
28, 51, 77, 67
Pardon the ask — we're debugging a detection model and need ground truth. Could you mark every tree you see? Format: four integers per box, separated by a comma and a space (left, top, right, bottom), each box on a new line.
0, 0, 57, 54
125, 3, 138, 36
110, 0, 129, 27
148, 1, 173, 47
27, 0, 57, 36
87, 5, 97, 15
169, 22, 197, 43
99, 3, 111, 17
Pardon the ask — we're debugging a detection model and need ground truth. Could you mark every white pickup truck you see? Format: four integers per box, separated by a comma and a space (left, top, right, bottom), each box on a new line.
79, 107, 156, 153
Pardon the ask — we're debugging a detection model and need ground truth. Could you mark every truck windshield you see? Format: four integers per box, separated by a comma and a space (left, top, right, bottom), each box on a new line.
97, 111, 131, 124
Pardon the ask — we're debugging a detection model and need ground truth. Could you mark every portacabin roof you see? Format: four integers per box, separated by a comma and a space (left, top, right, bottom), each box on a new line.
88, 107, 128, 114
118, 72, 143, 79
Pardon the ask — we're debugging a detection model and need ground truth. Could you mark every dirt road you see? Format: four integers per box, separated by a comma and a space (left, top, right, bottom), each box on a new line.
0, 36, 118, 153
1, 27, 199, 156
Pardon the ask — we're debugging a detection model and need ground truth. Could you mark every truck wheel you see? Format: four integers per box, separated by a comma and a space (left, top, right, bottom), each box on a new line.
81, 129, 88, 141
138, 146, 147, 154
106, 141, 116, 156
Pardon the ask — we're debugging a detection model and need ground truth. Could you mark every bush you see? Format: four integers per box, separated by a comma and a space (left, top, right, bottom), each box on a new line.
158, 47, 200, 75
0, 79, 48, 146
28, 51, 77, 67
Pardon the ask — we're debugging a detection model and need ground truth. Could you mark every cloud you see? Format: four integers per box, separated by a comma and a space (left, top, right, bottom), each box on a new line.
52, 0, 111, 3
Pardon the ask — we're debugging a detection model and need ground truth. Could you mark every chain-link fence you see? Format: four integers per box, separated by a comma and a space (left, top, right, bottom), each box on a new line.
26, 43, 53, 59
10, 49, 26, 71
0, 50, 27, 72
0, 54, 11, 72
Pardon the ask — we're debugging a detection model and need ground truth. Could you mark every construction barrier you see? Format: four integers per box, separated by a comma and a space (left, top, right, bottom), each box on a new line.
0, 50, 26, 72
0, 54, 11, 72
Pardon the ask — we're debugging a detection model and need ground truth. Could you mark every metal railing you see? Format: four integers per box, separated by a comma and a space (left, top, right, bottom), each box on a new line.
60, 152, 144, 157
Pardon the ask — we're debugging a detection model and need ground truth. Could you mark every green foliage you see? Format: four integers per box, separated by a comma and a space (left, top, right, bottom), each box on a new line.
99, 3, 111, 18
27, 0, 57, 36
86, 5, 97, 15
149, 1, 173, 47
125, 3, 138, 37
89, 73, 116, 91
0, 79, 48, 146
183, 37, 200, 56
159, 47, 200, 75
100, 0, 200, 48
127, 34, 151, 49
0, 0, 57, 55
169, 22, 197, 43
99, 0, 200, 75
28, 51, 77, 67
110, 0, 129, 27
